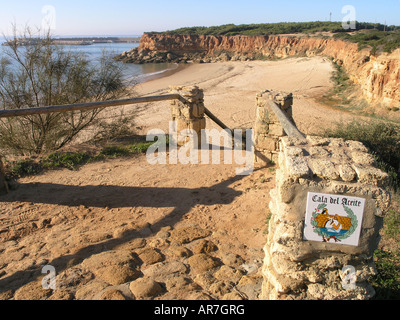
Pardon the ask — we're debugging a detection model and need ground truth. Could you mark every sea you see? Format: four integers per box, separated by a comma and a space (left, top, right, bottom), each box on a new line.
0, 36, 179, 85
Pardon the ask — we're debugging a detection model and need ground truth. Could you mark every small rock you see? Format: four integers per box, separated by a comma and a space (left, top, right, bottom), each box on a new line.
81, 250, 140, 271
194, 272, 217, 288
241, 263, 259, 275
167, 245, 192, 259
214, 265, 244, 283
219, 253, 245, 267
93, 283, 135, 300
112, 226, 132, 239
165, 276, 201, 292
75, 280, 110, 300
142, 261, 189, 281
129, 238, 147, 250
209, 280, 234, 296
81, 250, 141, 286
187, 254, 221, 274
146, 237, 169, 249
56, 267, 94, 289
156, 228, 171, 240
100, 289, 127, 300
137, 248, 164, 266
193, 240, 218, 254
14, 280, 53, 300
94, 265, 141, 286
48, 290, 74, 301
236, 275, 263, 300
129, 278, 164, 299
0, 289, 14, 300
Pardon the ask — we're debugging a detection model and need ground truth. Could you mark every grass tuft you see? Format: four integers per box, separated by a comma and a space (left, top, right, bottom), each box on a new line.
5, 138, 155, 179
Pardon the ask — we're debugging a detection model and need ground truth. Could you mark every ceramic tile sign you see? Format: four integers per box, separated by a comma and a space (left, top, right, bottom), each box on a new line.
303, 192, 365, 247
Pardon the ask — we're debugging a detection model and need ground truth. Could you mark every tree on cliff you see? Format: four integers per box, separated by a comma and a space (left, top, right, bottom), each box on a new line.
0, 27, 130, 155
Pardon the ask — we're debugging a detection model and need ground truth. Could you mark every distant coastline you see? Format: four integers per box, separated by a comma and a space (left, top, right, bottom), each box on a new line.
1, 36, 141, 47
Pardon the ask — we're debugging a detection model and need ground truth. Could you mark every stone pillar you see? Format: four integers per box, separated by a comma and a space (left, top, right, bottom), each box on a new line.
0, 158, 8, 195
254, 90, 293, 164
170, 86, 206, 147
262, 135, 391, 300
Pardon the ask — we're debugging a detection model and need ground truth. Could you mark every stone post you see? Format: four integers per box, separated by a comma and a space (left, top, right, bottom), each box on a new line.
169, 86, 206, 147
0, 158, 9, 195
262, 135, 391, 300
255, 90, 294, 164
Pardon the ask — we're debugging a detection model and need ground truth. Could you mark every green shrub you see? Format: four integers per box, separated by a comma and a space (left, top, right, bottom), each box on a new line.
371, 250, 400, 300
128, 142, 154, 154
5, 137, 154, 178
100, 146, 131, 158
8, 159, 43, 178
334, 29, 400, 53
41, 152, 91, 170
385, 208, 400, 241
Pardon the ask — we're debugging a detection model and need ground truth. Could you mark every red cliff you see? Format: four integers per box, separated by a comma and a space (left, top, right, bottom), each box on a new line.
118, 33, 400, 107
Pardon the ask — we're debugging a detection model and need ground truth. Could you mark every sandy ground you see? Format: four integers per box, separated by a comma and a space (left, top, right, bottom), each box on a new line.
0, 57, 365, 300
131, 56, 358, 135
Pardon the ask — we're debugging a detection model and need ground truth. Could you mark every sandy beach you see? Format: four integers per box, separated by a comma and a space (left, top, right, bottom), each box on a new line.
130, 56, 359, 136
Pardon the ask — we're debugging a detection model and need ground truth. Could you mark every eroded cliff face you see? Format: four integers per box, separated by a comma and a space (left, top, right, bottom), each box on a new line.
117, 33, 400, 107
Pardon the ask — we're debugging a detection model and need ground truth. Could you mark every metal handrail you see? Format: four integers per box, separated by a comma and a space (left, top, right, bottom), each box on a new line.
267, 100, 306, 140
0, 94, 182, 118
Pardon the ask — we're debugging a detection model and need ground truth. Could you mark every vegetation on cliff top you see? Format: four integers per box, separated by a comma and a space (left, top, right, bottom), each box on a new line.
160, 21, 399, 36
334, 30, 400, 54
155, 21, 400, 53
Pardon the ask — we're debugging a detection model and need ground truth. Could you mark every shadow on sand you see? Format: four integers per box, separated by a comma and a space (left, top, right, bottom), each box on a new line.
0, 171, 259, 295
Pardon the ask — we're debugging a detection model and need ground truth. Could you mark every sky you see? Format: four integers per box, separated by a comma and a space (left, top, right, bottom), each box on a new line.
0, 0, 399, 36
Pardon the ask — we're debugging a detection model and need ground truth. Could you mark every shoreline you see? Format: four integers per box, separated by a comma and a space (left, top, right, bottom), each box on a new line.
137, 63, 190, 85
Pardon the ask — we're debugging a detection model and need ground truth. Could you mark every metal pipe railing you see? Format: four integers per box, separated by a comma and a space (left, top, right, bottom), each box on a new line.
0, 94, 182, 118
267, 100, 306, 140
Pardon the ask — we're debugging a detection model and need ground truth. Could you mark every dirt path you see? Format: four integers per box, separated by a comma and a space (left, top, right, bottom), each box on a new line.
0, 154, 274, 300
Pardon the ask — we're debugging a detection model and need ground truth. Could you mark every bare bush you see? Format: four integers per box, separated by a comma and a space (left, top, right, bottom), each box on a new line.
0, 27, 132, 155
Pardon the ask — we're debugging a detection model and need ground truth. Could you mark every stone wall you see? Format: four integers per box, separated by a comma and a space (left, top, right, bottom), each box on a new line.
169, 86, 206, 146
262, 135, 391, 300
254, 90, 294, 164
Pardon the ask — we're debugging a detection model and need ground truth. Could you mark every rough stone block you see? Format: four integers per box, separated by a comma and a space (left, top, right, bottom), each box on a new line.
256, 106, 269, 123
352, 164, 390, 187
180, 106, 193, 120
285, 156, 311, 179
256, 136, 277, 151
307, 136, 331, 146
192, 103, 205, 118
351, 152, 377, 166
268, 123, 285, 137
339, 164, 357, 182
308, 159, 340, 180
254, 120, 269, 135
309, 146, 331, 157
